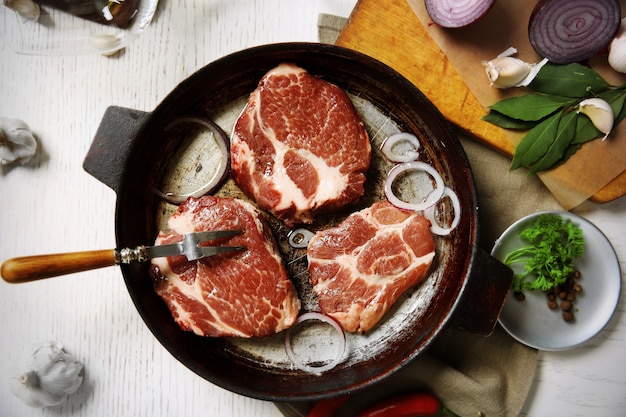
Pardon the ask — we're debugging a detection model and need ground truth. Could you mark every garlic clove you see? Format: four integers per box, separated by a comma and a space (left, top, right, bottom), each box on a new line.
0, 116, 38, 165
484, 57, 532, 88
608, 18, 626, 74
2, 0, 40, 21
29, 341, 69, 369
37, 359, 84, 396
483, 48, 548, 89
577, 98, 614, 140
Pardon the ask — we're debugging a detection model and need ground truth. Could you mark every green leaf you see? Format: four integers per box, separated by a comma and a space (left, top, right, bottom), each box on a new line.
510, 112, 561, 170
571, 113, 602, 145
529, 63, 611, 98
528, 110, 577, 174
559, 142, 584, 166
482, 110, 540, 129
488, 94, 574, 121
614, 89, 626, 124
600, 87, 626, 125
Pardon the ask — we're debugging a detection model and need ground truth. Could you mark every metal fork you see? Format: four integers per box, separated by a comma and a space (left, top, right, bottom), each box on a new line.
1, 230, 246, 284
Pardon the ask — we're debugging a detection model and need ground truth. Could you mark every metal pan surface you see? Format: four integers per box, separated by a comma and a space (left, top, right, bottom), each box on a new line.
86, 43, 489, 402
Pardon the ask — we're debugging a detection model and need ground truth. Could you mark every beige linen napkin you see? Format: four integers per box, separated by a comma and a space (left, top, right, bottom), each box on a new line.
276, 327, 537, 417
273, 15, 568, 417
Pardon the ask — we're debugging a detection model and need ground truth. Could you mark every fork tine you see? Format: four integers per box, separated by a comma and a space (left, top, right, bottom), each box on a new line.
186, 230, 243, 244
191, 245, 247, 260
143, 230, 246, 261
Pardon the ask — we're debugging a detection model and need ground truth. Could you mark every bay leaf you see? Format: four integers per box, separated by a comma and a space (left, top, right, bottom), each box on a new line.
528, 110, 577, 174
571, 114, 601, 145
559, 142, 583, 166
481, 110, 539, 129
510, 112, 561, 170
488, 94, 575, 121
529, 63, 610, 98
615, 92, 626, 123
600, 88, 626, 125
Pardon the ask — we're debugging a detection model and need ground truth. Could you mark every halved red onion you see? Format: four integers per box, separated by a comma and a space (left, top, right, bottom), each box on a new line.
284, 312, 346, 374
424, 0, 496, 28
380, 132, 421, 163
384, 161, 445, 211
423, 187, 461, 236
154, 116, 230, 204
529, 0, 621, 64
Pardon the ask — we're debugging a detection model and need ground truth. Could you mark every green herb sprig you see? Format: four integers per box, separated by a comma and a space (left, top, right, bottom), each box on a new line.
483, 63, 626, 174
504, 213, 585, 293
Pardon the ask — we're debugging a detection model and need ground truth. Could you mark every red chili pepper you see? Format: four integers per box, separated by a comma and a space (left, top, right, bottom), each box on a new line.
354, 392, 462, 417
307, 394, 351, 417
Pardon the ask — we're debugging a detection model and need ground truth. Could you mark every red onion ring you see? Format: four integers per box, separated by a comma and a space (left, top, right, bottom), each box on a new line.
424, 0, 496, 28
528, 0, 621, 64
384, 161, 445, 211
380, 132, 421, 163
284, 312, 346, 374
423, 187, 461, 236
154, 116, 230, 204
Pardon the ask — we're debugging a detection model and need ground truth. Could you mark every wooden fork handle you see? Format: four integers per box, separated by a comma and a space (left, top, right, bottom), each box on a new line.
1, 250, 117, 283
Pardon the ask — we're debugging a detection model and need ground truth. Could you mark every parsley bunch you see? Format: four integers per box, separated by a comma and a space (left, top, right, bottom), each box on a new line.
503, 214, 585, 292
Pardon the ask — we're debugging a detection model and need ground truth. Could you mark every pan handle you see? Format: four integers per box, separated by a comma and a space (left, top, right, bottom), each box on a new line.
449, 248, 513, 336
83, 106, 150, 194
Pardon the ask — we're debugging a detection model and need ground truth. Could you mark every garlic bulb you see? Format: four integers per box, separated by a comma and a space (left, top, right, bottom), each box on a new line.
483, 47, 548, 88
2, 0, 40, 21
608, 18, 626, 74
9, 342, 84, 408
577, 98, 614, 140
0, 116, 38, 165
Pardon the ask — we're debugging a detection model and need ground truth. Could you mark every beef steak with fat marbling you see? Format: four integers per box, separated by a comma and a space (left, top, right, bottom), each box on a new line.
230, 63, 371, 226
150, 196, 301, 338
307, 200, 435, 333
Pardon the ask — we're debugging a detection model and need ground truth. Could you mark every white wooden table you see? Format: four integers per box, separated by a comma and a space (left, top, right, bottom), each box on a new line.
1, 1, 624, 416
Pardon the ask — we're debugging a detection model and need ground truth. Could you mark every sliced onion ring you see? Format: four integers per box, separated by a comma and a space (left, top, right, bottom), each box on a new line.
380, 132, 421, 163
528, 0, 621, 64
155, 116, 230, 204
284, 312, 346, 374
424, 0, 496, 28
424, 187, 461, 236
384, 161, 445, 211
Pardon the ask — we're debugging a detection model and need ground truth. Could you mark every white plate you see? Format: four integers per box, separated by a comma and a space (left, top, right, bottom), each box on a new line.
491, 210, 621, 351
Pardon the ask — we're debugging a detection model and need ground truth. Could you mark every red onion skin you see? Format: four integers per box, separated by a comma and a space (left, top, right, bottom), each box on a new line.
528, 0, 621, 64
424, 0, 496, 28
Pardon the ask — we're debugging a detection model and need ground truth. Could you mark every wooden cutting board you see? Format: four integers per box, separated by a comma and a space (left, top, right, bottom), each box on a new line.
336, 0, 626, 203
